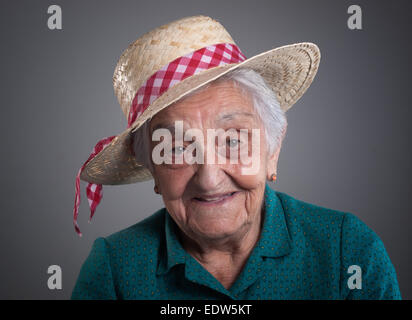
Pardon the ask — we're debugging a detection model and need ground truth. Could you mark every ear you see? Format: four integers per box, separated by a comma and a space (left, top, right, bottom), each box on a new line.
266, 145, 281, 181
266, 126, 287, 180
152, 169, 162, 194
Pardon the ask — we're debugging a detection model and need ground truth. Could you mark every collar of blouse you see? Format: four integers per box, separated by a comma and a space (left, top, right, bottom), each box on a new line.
156, 183, 292, 277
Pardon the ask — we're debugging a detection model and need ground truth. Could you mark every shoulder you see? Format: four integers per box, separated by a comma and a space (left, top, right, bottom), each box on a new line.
104, 207, 166, 248
274, 189, 381, 245
273, 189, 385, 257
72, 208, 167, 299
274, 190, 347, 233
273, 189, 400, 299
101, 208, 166, 276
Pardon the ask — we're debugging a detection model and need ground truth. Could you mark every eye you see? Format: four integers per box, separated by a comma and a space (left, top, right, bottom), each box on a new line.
172, 146, 185, 154
227, 138, 240, 148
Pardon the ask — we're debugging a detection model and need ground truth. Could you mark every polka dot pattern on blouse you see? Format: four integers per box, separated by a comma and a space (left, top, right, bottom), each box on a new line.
71, 184, 401, 300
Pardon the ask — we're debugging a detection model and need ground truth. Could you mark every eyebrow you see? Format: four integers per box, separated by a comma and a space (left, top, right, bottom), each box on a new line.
150, 111, 256, 133
151, 122, 178, 134
216, 111, 255, 122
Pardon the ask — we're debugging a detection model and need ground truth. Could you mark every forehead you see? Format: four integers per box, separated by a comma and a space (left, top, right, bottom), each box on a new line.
150, 81, 259, 130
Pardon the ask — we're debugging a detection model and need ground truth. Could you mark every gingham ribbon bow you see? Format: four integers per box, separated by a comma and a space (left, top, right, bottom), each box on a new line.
73, 43, 246, 236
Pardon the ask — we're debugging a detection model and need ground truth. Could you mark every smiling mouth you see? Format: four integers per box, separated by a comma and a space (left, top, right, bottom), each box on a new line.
193, 192, 238, 204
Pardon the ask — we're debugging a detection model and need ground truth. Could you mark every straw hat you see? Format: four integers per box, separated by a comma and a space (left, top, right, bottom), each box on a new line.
73, 15, 320, 235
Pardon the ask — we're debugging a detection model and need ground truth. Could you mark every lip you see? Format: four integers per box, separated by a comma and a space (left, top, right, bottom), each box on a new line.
191, 191, 239, 206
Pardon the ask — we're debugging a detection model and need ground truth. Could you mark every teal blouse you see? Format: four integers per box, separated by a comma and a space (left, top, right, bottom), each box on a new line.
71, 184, 401, 300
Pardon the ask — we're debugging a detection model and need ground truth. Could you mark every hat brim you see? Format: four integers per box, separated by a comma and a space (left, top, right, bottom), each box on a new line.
80, 42, 320, 185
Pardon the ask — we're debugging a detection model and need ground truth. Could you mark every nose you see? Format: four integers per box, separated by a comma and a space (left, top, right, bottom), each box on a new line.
192, 141, 226, 191
194, 162, 224, 192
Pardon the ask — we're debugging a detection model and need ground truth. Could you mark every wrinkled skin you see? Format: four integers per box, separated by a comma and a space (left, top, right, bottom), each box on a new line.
149, 81, 283, 289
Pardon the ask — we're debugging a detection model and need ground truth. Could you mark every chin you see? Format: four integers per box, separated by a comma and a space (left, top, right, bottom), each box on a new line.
193, 221, 245, 240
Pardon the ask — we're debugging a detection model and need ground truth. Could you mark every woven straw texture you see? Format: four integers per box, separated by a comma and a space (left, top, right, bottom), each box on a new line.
80, 15, 321, 185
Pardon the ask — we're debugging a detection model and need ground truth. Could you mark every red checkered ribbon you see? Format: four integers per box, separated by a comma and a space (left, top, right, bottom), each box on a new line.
73, 136, 116, 236
73, 43, 246, 236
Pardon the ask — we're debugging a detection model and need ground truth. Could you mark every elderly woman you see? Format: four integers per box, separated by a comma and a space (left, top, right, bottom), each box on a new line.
71, 16, 400, 300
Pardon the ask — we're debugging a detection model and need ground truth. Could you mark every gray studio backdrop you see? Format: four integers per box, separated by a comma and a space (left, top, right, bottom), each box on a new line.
0, 0, 410, 299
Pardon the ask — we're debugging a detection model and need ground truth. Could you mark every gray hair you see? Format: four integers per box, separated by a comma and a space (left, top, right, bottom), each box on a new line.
133, 67, 287, 172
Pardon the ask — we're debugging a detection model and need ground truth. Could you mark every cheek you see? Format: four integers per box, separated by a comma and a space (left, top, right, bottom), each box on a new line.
154, 166, 193, 200
225, 131, 268, 190
154, 167, 194, 226
231, 169, 264, 190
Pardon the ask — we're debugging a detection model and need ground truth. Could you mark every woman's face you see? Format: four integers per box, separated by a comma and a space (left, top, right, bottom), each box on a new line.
149, 81, 280, 242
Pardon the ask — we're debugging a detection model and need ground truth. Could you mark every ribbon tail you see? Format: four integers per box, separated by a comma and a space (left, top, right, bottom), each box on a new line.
72, 135, 116, 236
86, 183, 103, 222
73, 168, 83, 237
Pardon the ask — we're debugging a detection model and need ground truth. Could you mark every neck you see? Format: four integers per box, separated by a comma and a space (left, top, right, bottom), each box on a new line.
178, 206, 265, 289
